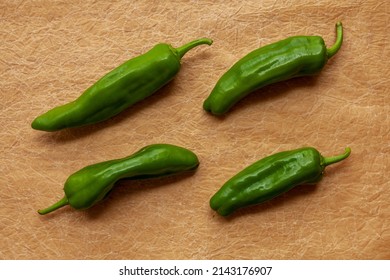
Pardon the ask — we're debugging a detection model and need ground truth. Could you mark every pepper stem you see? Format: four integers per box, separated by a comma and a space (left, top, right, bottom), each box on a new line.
175, 38, 213, 59
322, 147, 351, 167
327, 22, 343, 59
38, 196, 69, 215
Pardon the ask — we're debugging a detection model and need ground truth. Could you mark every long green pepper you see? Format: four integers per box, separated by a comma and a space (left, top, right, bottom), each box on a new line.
38, 144, 199, 215
204, 22, 343, 115
32, 38, 212, 131
210, 147, 351, 216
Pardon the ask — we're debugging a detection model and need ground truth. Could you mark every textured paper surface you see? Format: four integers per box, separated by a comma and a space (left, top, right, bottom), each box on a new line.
1, 0, 389, 259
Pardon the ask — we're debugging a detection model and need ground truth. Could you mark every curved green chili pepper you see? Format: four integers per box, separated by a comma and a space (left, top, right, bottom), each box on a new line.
210, 147, 351, 216
32, 38, 213, 131
203, 22, 343, 115
38, 144, 199, 215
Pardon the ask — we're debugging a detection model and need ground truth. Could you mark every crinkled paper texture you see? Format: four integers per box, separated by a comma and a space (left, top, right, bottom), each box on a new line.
1, 0, 389, 259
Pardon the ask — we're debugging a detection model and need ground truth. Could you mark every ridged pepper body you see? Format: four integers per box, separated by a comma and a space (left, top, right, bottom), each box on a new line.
38, 144, 199, 214
203, 22, 343, 115
210, 147, 350, 216
32, 38, 212, 131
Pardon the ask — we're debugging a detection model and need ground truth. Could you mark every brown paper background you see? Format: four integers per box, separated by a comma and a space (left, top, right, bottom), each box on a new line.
1, 0, 389, 260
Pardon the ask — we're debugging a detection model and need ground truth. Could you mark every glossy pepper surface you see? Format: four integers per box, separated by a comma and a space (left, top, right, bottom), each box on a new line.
203, 22, 343, 115
32, 38, 212, 131
38, 144, 199, 215
210, 147, 351, 216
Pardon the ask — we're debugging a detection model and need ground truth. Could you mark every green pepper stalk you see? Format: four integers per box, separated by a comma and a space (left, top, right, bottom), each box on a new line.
203, 22, 343, 115
210, 147, 351, 216
32, 38, 213, 131
38, 144, 200, 215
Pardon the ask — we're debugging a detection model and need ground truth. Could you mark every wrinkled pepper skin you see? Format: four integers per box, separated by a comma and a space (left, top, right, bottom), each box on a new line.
210, 147, 351, 216
32, 38, 212, 131
203, 22, 343, 115
38, 144, 199, 215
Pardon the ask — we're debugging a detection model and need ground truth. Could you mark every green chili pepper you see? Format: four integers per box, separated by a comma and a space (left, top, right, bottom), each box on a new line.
38, 144, 199, 215
210, 147, 351, 216
32, 38, 213, 131
203, 22, 343, 115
